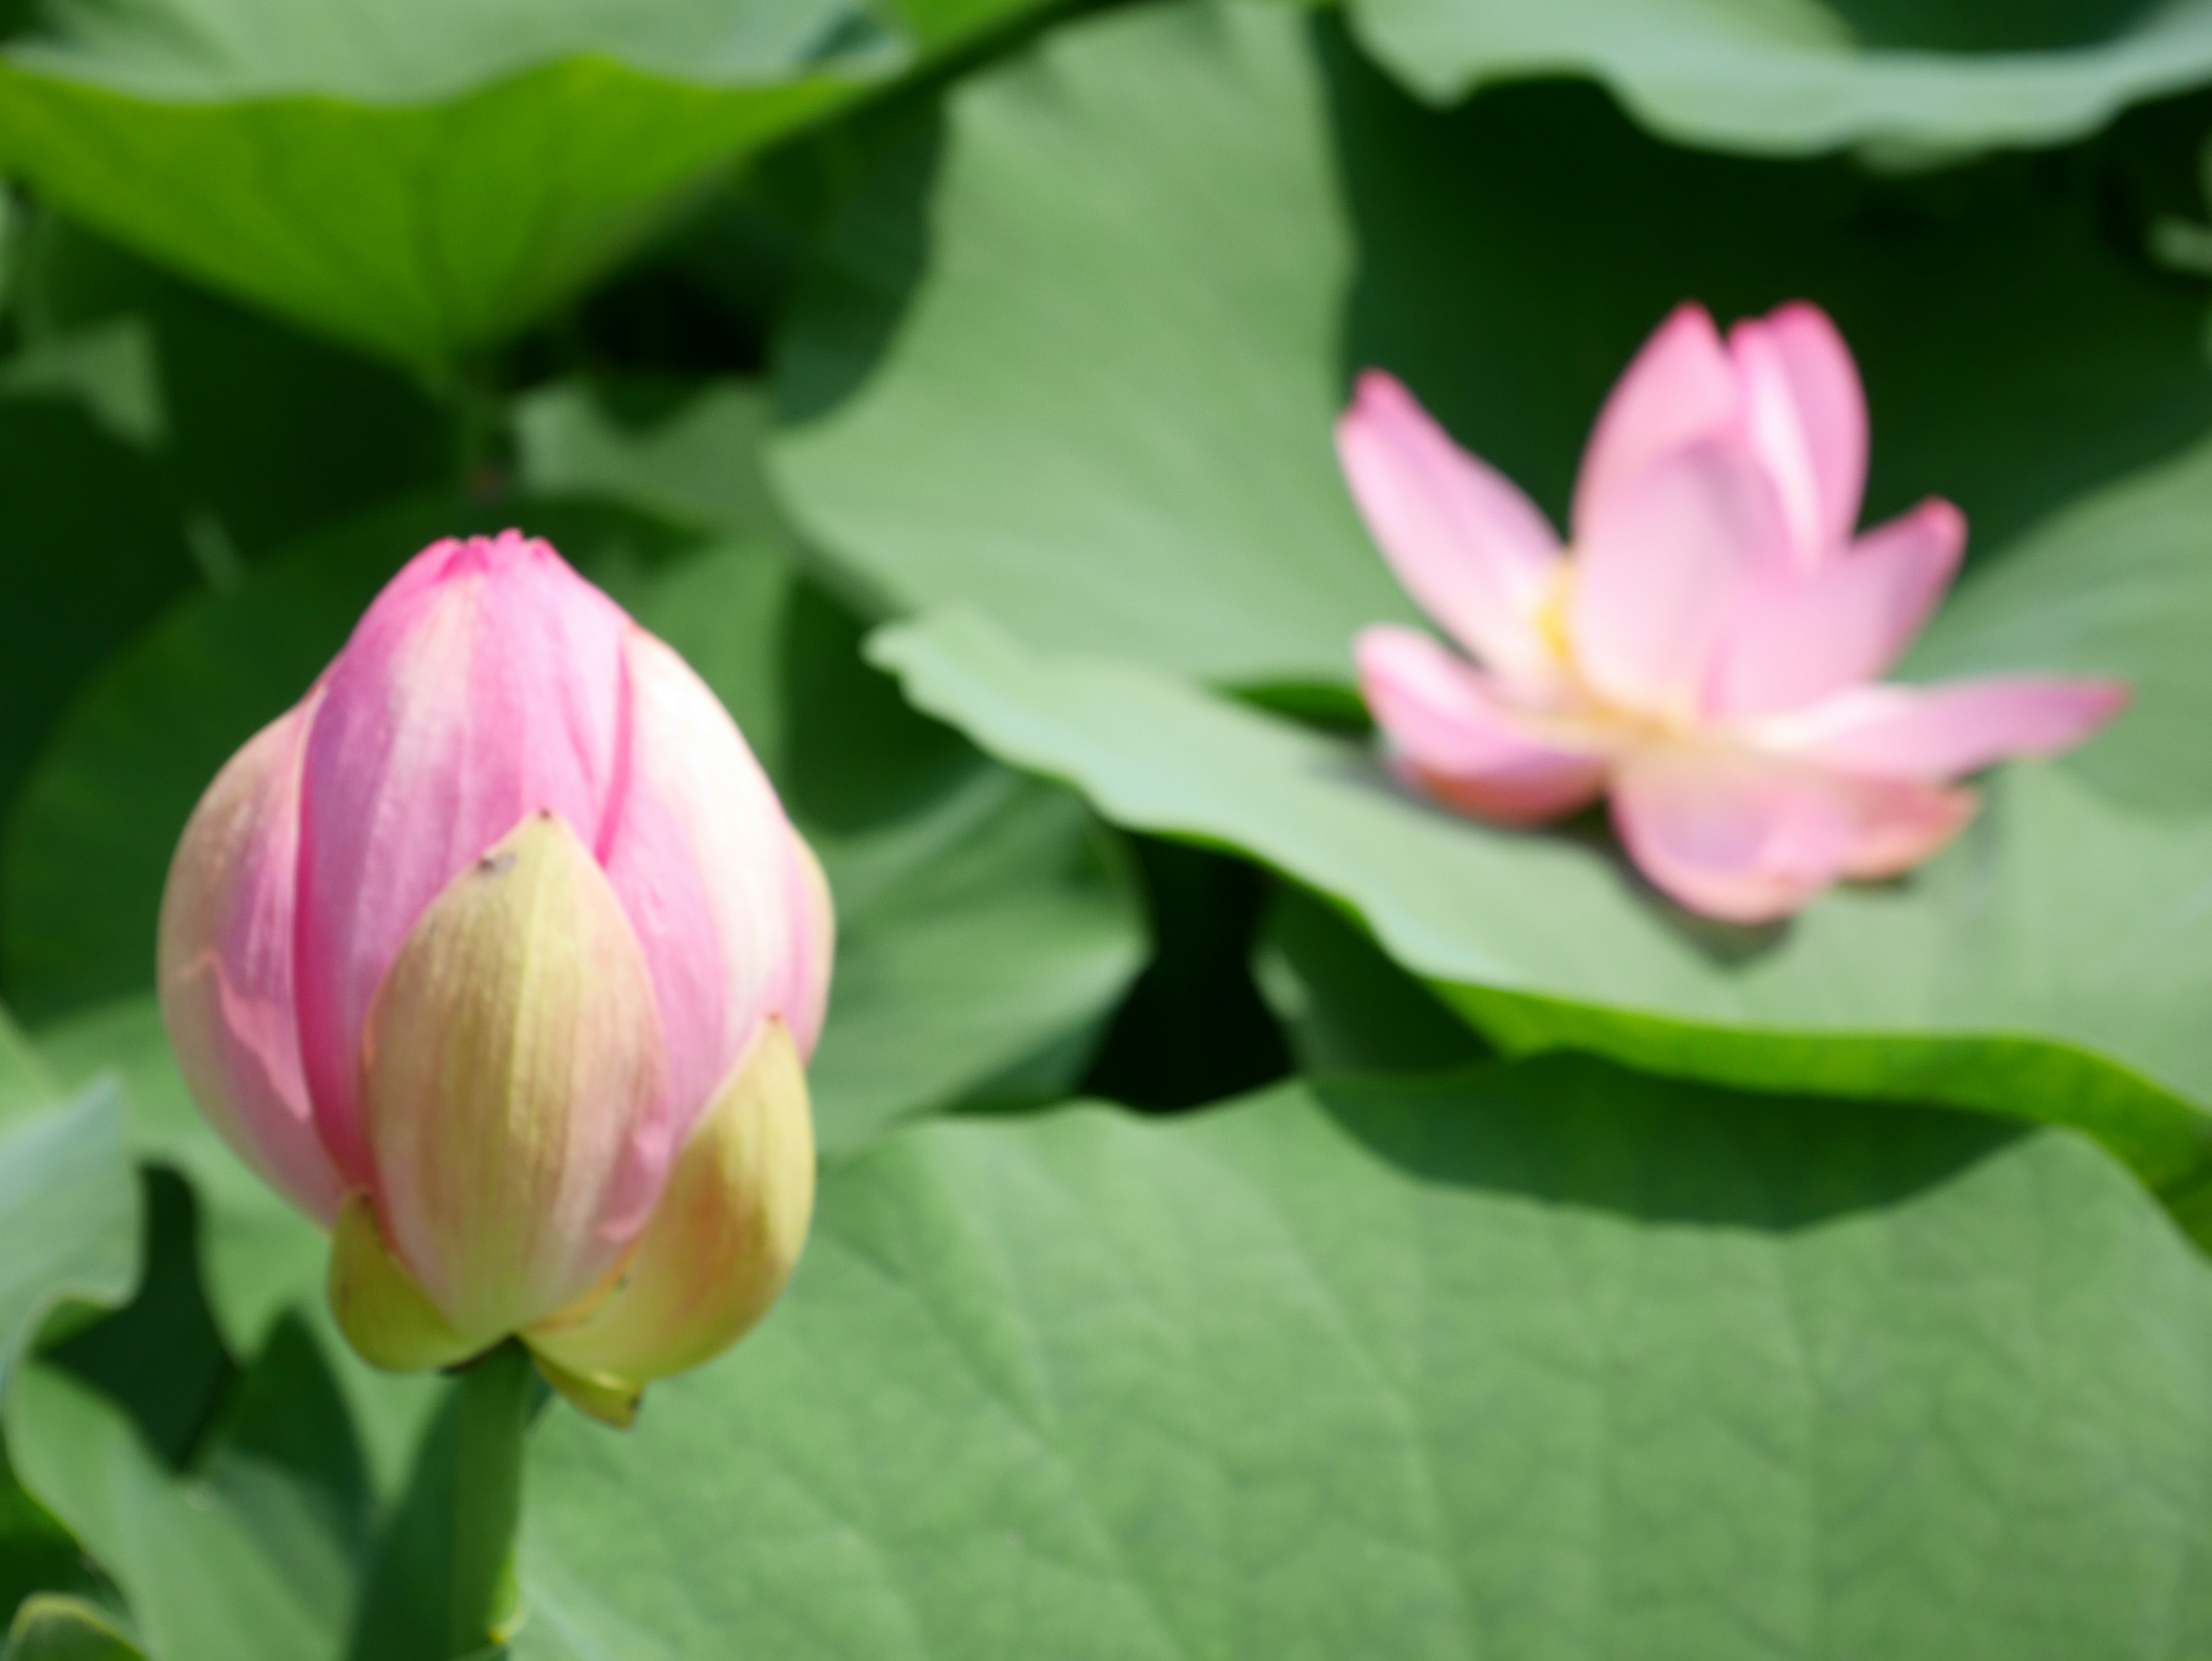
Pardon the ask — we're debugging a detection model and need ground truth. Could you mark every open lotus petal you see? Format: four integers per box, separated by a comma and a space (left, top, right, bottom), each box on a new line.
1572, 302, 1743, 540
1611, 743, 1857, 924
1357, 626, 1611, 826
1570, 437, 1791, 720
1709, 498, 1965, 720
1727, 303, 1867, 565
1758, 676, 2132, 780
1336, 370, 1563, 687
1348, 301, 2126, 922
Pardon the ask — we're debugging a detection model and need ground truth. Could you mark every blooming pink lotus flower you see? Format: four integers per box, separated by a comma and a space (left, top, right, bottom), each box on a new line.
158, 532, 832, 1424
1342, 302, 2128, 924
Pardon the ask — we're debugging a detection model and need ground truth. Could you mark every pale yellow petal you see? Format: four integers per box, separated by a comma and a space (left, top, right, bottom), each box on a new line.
327, 1193, 479, 1373
527, 1018, 813, 1397
361, 810, 667, 1344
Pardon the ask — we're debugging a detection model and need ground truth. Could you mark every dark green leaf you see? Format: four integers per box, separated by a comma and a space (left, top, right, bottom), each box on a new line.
0, 369, 197, 846
0, 1453, 100, 1639
14, 217, 457, 559
43, 1171, 231, 1470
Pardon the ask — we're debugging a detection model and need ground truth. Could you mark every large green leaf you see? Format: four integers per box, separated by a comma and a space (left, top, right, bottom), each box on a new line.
872, 607, 2212, 1224
9, 1318, 389, 1661
808, 765, 1141, 1155
1346, 0, 2212, 155
774, 0, 1407, 687
0, 0, 928, 364
517, 1061, 2212, 1659
771, 0, 2212, 686
4, 1127, 450, 1661
0, 1084, 136, 1391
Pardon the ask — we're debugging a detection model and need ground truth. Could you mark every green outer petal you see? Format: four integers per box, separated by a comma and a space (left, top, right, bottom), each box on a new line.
328, 1194, 479, 1375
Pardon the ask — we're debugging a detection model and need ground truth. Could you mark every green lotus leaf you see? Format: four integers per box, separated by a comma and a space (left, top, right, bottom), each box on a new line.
1347, 0, 2212, 156
0, 0, 1052, 364
517, 1062, 2212, 1659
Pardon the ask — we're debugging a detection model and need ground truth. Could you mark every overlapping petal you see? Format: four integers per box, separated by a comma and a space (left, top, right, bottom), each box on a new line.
1759, 676, 2131, 779
1709, 498, 1966, 720
1358, 626, 1611, 826
358, 812, 669, 1341
1570, 438, 1792, 720
293, 532, 631, 1186
157, 693, 344, 1223
1611, 743, 1857, 924
528, 1019, 815, 1425
1570, 304, 1740, 534
1834, 776, 1980, 881
1751, 302, 1868, 558
1336, 372, 1563, 687
599, 630, 836, 1151
1726, 305, 1867, 568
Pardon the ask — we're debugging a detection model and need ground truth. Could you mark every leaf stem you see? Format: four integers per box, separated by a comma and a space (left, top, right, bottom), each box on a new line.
350, 1340, 536, 1661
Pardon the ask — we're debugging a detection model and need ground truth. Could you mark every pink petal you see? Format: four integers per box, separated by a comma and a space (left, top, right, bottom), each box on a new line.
1358, 626, 1611, 826
1834, 777, 1979, 880
1729, 304, 1867, 565
1337, 372, 1563, 686
1569, 438, 1791, 721
293, 534, 632, 1186
1571, 304, 1740, 543
599, 630, 835, 1152
1611, 742, 1858, 924
1757, 676, 2130, 781
1707, 498, 1966, 720
157, 693, 344, 1223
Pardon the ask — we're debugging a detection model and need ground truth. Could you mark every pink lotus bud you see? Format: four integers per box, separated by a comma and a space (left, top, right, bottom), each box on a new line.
160, 532, 833, 1421
1340, 303, 2128, 924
